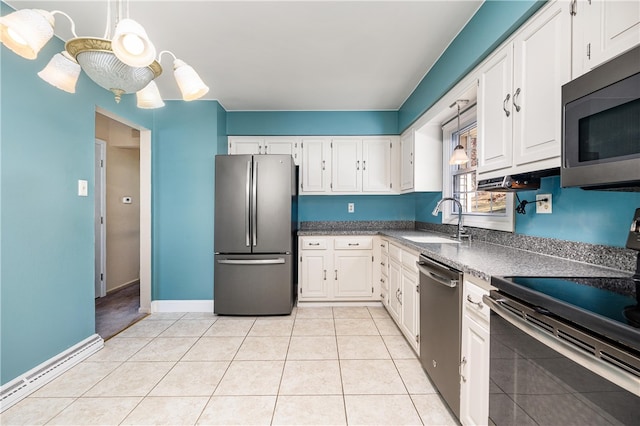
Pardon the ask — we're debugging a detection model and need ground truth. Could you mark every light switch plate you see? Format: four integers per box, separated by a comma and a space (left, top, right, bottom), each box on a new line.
78, 180, 88, 197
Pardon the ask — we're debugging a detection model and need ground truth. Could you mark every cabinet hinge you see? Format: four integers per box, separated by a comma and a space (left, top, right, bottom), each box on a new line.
372, 256, 374, 262
100, 159, 104, 167
570, 0, 577, 16
416, 284, 419, 293
390, 142, 392, 148
300, 256, 302, 262
390, 182, 392, 189
372, 286, 374, 294
331, 142, 333, 148
300, 287, 302, 294
301, 142, 304, 149
416, 334, 420, 343
101, 216, 104, 224
587, 43, 591, 60
100, 273, 104, 281
330, 182, 333, 189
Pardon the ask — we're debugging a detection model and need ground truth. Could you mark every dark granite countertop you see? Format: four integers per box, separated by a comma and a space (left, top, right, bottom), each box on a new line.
298, 228, 633, 283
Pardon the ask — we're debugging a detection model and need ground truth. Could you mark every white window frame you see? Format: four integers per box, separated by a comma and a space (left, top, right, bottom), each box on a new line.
441, 105, 515, 232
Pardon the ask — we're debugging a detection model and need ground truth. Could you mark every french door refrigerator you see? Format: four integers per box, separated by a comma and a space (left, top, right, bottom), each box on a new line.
214, 154, 296, 315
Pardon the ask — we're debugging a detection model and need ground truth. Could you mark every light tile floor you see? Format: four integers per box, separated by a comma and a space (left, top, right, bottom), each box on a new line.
2, 306, 459, 425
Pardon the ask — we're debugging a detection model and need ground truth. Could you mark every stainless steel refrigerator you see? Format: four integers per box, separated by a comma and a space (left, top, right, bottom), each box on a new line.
214, 154, 296, 315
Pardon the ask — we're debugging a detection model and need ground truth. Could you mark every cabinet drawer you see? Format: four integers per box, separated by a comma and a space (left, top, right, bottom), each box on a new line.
380, 239, 389, 253
300, 237, 328, 250
389, 243, 402, 261
463, 281, 490, 325
380, 253, 389, 274
334, 236, 373, 250
402, 250, 419, 273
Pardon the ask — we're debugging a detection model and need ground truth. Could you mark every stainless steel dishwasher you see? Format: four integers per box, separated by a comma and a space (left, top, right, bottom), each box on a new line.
417, 254, 463, 419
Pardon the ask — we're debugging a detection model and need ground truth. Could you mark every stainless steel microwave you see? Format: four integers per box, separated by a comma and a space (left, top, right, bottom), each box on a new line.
561, 45, 640, 191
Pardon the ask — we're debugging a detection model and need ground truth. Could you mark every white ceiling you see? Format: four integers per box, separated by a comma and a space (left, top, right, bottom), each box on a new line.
6, 1, 483, 111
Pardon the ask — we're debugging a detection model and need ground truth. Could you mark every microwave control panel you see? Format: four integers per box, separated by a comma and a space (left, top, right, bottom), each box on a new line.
627, 208, 640, 251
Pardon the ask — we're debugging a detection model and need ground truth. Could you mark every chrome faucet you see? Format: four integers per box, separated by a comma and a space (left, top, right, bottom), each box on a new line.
432, 197, 469, 240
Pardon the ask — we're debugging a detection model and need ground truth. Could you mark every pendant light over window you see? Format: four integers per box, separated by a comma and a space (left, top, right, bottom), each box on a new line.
449, 99, 470, 165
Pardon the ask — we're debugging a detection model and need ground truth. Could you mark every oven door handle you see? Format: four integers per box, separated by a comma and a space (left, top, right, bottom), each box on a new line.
482, 294, 640, 393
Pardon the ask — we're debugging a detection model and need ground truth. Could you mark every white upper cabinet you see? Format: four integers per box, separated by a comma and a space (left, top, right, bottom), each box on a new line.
400, 131, 414, 191
300, 138, 331, 194
477, 1, 570, 177
331, 138, 362, 192
228, 136, 300, 165
573, 0, 640, 78
362, 138, 393, 192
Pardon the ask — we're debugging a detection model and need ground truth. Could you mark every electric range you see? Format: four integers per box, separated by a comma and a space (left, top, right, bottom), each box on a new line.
490, 275, 639, 353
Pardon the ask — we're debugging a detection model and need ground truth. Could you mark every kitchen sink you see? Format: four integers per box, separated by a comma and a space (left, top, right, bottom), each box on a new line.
402, 235, 460, 244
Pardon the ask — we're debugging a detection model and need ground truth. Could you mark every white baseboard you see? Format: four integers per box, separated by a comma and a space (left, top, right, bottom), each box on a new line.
296, 301, 384, 308
150, 300, 214, 313
0, 334, 104, 413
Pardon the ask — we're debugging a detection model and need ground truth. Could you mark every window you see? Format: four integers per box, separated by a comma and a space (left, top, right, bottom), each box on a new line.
442, 105, 514, 232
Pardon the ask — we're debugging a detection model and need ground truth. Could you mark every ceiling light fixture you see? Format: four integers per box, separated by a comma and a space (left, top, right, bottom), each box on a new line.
0, 0, 209, 108
449, 99, 470, 165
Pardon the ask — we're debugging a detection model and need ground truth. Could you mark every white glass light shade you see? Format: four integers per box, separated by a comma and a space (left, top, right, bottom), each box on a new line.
449, 145, 470, 165
173, 59, 209, 101
0, 9, 54, 59
37, 51, 80, 93
136, 81, 165, 109
112, 18, 156, 67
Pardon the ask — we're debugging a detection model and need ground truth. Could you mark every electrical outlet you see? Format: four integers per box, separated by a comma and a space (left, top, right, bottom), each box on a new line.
536, 194, 552, 214
348, 202, 355, 213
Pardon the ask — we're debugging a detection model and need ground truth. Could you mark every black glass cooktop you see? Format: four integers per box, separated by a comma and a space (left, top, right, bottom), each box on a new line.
491, 276, 640, 352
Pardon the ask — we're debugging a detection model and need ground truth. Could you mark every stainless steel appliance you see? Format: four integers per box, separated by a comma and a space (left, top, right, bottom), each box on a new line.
484, 208, 640, 424
214, 154, 296, 315
417, 255, 463, 419
561, 45, 640, 190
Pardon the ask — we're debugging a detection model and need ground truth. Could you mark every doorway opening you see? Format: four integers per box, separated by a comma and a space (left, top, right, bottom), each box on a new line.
94, 109, 152, 339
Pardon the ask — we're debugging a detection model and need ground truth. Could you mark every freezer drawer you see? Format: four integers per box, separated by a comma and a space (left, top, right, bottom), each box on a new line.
214, 254, 293, 315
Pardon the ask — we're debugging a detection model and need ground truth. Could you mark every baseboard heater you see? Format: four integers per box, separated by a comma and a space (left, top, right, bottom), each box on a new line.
0, 334, 104, 412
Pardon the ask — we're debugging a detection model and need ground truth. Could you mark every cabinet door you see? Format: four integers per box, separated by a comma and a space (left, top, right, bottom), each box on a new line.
477, 45, 514, 174
334, 251, 373, 298
300, 139, 330, 193
362, 138, 392, 192
228, 137, 262, 155
400, 268, 419, 351
299, 251, 330, 300
265, 138, 300, 165
331, 139, 362, 192
400, 130, 414, 191
460, 315, 490, 426
512, 1, 569, 167
576, 0, 640, 76
387, 259, 402, 322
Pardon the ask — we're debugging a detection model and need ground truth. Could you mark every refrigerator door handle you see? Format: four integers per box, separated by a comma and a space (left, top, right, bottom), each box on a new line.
217, 258, 286, 265
245, 160, 251, 247
252, 161, 258, 247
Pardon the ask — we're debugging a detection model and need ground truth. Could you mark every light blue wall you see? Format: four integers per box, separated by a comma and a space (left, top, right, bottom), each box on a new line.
398, 0, 545, 132
515, 177, 640, 247
299, 194, 415, 222
414, 192, 445, 224
152, 101, 225, 300
227, 111, 398, 135
0, 0, 153, 384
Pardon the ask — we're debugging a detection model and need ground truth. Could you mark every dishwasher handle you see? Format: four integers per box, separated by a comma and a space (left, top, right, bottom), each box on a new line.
416, 262, 458, 288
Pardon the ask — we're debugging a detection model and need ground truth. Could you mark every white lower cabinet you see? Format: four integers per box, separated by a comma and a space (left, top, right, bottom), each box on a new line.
385, 242, 420, 354
298, 236, 375, 301
460, 278, 491, 426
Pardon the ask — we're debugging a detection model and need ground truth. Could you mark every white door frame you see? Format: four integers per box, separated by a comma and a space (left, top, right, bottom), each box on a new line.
96, 107, 152, 313
94, 139, 107, 298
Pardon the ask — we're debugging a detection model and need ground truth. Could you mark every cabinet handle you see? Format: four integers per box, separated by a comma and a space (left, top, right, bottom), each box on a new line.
513, 88, 521, 112
308, 242, 320, 246
460, 356, 467, 383
322, 160, 326, 171
380, 278, 385, 284
363, 160, 366, 171
466, 295, 484, 309
356, 160, 360, 170
502, 93, 511, 117
380, 261, 385, 266
348, 243, 360, 246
